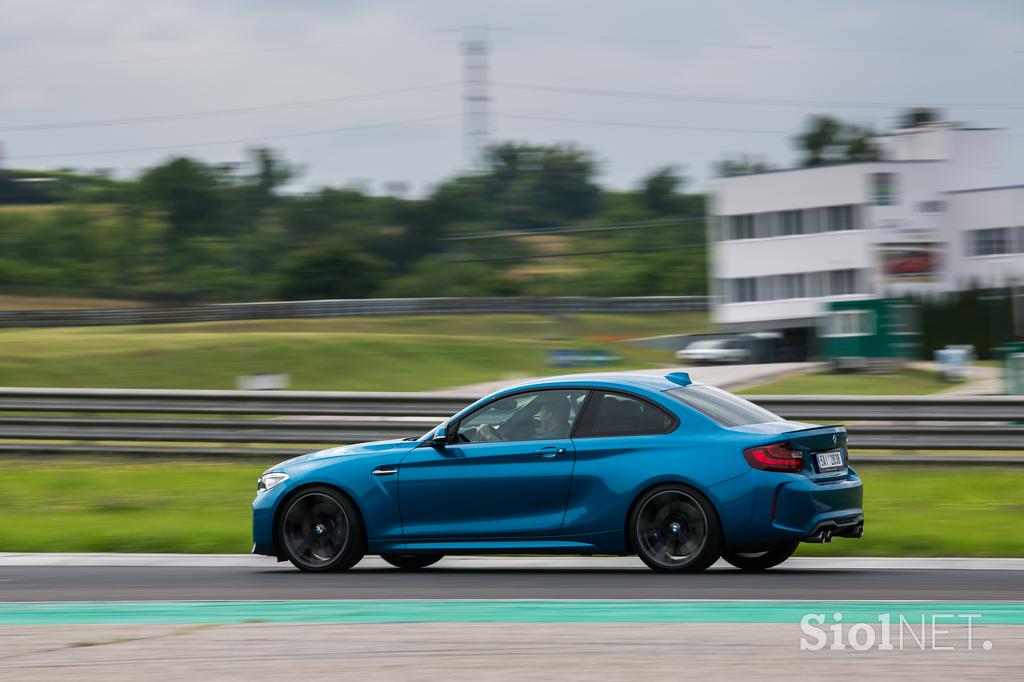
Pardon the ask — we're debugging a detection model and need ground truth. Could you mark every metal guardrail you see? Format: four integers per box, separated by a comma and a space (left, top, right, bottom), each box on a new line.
749, 395, 1024, 422
0, 296, 708, 329
0, 387, 1021, 462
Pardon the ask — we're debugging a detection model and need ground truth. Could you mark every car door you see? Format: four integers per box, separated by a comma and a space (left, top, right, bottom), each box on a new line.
398, 389, 588, 539
561, 390, 681, 536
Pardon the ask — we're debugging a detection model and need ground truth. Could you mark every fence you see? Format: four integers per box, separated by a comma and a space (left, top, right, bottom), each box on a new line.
0, 387, 1020, 462
0, 296, 709, 329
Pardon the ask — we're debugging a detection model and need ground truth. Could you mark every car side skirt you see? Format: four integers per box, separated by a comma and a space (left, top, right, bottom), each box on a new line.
369, 530, 625, 556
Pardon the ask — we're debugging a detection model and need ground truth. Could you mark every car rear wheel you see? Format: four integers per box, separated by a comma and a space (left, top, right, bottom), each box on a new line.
722, 541, 800, 571
630, 484, 722, 573
380, 554, 444, 570
278, 486, 365, 572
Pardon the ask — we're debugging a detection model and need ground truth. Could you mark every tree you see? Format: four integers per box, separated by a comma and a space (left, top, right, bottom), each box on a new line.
275, 240, 386, 300
640, 166, 685, 214
712, 155, 774, 177
138, 157, 225, 242
795, 115, 881, 167
246, 147, 296, 209
483, 143, 601, 228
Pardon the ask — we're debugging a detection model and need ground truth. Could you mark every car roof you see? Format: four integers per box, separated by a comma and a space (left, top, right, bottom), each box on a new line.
499, 371, 701, 394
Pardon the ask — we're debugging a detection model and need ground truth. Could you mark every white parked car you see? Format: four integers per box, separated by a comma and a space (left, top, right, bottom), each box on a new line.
675, 339, 750, 365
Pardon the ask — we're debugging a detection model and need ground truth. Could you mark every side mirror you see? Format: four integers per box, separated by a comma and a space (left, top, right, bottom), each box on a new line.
430, 424, 448, 448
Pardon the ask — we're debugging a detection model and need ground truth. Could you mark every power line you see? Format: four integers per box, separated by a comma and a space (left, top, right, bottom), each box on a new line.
5, 114, 457, 161
496, 82, 1024, 111
0, 83, 458, 133
496, 112, 789, 135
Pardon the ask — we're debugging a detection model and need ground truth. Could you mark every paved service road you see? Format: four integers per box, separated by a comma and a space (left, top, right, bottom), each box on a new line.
1, 556, 1021, 602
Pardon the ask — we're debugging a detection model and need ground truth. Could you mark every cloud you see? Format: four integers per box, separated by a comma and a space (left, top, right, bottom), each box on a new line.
0, 0, 1021, 192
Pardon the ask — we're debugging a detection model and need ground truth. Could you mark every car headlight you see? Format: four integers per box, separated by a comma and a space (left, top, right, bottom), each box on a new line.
257, 472, 289, 494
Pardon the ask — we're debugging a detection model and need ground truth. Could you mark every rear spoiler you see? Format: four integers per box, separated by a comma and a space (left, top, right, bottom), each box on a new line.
780, 424, 846, 435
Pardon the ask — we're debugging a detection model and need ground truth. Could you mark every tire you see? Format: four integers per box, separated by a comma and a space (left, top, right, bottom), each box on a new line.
630, 484, 722, 573
380, 554, 444, 570
277, 485, 365, 572
722, 541, 800, 571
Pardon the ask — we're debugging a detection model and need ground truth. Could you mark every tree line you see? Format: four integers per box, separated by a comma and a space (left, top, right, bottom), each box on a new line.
0, 144, 708, 303
0, 114, 882, 303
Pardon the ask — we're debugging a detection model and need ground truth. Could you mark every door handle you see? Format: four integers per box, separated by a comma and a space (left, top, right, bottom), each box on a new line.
372, 466, 398, 476
532, 447, 566, 458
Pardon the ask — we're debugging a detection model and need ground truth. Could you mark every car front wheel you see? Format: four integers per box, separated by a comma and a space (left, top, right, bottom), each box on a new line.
722, 542, 800, 571
380, 554, 444, 570
630, 484, 722, 572
278, 486, 365, 572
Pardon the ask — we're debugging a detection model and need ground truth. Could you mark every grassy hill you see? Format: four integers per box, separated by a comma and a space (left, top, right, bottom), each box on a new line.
0, 312, 709, 391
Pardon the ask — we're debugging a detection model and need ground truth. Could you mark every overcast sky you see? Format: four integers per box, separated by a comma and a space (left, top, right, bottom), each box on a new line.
1, 0, 1022, 195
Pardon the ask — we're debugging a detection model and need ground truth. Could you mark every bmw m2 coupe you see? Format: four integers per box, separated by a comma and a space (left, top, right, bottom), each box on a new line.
253, 372, 863, 573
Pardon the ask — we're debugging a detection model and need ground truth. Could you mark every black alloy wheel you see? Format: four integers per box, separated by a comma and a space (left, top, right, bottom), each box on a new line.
631, 484, 722, 572
278, 486, 365, 572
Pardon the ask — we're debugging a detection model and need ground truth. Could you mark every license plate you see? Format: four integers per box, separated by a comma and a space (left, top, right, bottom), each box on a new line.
816, 449, 845, 472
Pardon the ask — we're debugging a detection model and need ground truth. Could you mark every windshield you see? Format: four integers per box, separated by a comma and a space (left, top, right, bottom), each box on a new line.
665, 385, 781, 427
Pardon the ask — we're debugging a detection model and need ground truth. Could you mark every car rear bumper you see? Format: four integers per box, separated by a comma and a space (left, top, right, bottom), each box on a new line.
772, 469, 863, 537
803, 514, 864, 543
712, 467, 864, 548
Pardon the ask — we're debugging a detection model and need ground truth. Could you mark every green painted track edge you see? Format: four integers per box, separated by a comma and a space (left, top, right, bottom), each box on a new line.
2, 600, 1024, 625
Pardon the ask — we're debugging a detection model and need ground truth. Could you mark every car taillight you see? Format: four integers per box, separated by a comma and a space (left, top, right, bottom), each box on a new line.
744, 442, 803, 473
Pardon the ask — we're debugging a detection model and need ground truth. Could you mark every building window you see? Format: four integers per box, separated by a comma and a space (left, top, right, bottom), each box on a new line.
755, 213, 775, 239
820, 310, 876, 338
970, 227, 1013, 256
779, 210, 804, 236
828, 269, 859, 296
730, 214, 755, 240
824, 205, 857, 232
803, 207, 821, 234
778, 273, 806, 299
734, 278, 757, 302
870, 172, 899, 206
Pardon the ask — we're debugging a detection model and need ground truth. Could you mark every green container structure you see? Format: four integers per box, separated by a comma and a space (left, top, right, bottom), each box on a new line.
817, 298, 920, 370
995, 342, 1024, 395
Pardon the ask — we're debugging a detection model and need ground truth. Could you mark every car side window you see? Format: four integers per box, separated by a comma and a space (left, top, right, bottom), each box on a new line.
574, 391, 677, 438
455, 389, 588, 443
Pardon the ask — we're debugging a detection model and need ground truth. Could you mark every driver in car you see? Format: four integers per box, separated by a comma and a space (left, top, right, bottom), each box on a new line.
476, 396, 571, 442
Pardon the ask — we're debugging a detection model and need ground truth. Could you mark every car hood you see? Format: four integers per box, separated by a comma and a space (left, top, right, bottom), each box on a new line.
274, 437, 421, 469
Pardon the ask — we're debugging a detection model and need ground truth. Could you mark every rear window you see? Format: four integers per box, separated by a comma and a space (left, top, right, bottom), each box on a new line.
665, 385, 780, 427
574, 391, 677, 437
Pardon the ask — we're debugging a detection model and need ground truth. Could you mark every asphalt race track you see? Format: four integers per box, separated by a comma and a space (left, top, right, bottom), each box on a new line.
2, 556, 1022, 602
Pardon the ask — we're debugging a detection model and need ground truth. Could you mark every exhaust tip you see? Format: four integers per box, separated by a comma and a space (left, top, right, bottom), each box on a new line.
823, 529, 833, 543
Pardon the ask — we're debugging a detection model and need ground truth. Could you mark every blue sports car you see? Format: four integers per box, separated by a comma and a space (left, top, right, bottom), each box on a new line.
252, 372, 863, 573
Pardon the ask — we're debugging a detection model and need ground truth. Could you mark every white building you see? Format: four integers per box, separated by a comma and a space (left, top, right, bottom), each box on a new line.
710, 113, 1024, 349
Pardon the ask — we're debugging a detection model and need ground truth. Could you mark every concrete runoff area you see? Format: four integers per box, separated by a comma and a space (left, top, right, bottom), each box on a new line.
1, 622, 1022, 681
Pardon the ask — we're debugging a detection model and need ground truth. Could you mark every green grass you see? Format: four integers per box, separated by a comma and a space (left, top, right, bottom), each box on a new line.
740, 368, 949, 395
0, 459, 1020, 556
800, 466, 1024, 557
0, 312, 709, 391
0, 458, 268, 553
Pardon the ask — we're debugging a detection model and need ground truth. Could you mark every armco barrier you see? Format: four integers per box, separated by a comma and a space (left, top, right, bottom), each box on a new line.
0, 387, 1020, 461
0, 296, 709, 329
